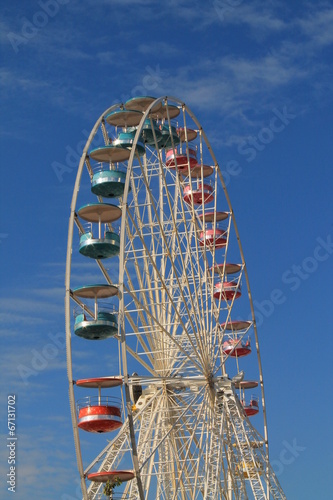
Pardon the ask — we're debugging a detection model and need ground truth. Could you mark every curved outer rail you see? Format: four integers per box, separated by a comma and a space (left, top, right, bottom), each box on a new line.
66, 96, 278, 499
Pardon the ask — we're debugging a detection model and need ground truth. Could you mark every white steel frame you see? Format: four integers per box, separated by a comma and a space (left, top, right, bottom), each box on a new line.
65, 96, 286, 500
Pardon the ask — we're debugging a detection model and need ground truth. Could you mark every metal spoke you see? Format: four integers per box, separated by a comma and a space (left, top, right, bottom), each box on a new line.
65, 96, 286, 500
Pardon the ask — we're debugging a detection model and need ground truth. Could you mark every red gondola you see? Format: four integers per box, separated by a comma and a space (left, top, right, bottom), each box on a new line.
76, 377, 123, 433
77, 402, 122, 433
183, 183, 214, 205
242, 397, 259, 417
87, 470, 135, 483
213, 281, 241, 301
199, 228, 227, 248
165, 147, 197, 170
222, 338, 251, 357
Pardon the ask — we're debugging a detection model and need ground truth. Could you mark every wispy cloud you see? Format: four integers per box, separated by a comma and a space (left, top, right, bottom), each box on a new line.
29, 287, 65, 299
0, 296, 63, 315
151, 3, 332, 142
90, 0, 154, 4
0, 312, 53, 325
0, 427, 76, 496
297, 5, 333, 47
1, 2, 333, 141
158, 51, 303, 120
0, 68, 49, 93
211, 1, 289, 32
138, 41, 180, 57
96, 50, 116, 64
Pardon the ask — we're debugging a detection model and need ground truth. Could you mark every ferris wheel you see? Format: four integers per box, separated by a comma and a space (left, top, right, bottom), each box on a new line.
65, 96, 286, 499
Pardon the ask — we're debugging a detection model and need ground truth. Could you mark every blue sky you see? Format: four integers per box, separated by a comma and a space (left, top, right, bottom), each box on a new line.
0, 0, 332, 498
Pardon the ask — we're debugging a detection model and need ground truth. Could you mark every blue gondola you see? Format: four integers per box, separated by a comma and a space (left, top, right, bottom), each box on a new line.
113, 131, 145, 156
79, 231, 120, 259
91, 169, 127, 198
74, 311, 118, 340
159, 123, 180, 148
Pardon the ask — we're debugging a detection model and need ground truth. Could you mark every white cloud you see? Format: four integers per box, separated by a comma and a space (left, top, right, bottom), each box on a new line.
0, 68, 49, 92
219, 54, 308, 88
0, 427, 77, 497
29, 287, 65, 298
138, 41, 180, 57
1, 2, 332, 142
298, 6, 333, 47
211, 1, 288, 32
0, 296, 62, 314
96, 50, 116, 65
91, 0, 154, 4
0, 312, 53, 325
0, 342, 66, 393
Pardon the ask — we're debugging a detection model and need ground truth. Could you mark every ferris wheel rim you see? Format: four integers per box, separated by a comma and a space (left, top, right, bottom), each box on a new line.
65, 95, 285, 500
